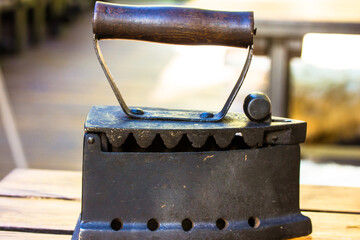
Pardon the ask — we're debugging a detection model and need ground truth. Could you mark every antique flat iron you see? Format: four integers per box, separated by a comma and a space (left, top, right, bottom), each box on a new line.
73, 1, 312, 239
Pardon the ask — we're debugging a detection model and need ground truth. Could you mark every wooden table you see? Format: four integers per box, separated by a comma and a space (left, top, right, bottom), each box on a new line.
0, 169, 359, 239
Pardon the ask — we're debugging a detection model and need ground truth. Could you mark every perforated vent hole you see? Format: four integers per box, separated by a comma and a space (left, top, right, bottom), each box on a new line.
147, 218, 159, 231
248, 216, 260, 228
182, 218, 193, 231
111, 218, 122, 231
216, 218, 227, 230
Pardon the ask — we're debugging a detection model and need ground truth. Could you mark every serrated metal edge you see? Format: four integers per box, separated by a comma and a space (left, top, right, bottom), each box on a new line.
242, 128, 264, 147
160, 131, 183, 149
186, 132, 210, 148
133, 130, 157, 148
103, 129, 267, 149
213, 131, 235, 148
106, 129, 130, 147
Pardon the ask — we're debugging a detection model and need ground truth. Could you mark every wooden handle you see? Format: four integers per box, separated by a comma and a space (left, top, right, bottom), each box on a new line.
93, 1, 254, 48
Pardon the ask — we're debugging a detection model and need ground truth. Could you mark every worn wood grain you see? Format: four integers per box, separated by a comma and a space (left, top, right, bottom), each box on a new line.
300, 185, 360, 213
0, 196, 79, 232
0, 231, 69, 239
0, 169, 81, 200
292, 212, 360, 240
93, 2, 254, 48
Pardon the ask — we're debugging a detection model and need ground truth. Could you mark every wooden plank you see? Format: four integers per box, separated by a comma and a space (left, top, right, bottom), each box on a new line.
291, 212, 360, 240
300, 185, 360, 213
0, 231, 69, 239
0, 169, 81, 200
0, 196, 79, 232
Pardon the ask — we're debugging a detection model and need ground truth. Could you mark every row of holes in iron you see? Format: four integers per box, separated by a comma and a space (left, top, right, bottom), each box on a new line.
111, 217, 260, 232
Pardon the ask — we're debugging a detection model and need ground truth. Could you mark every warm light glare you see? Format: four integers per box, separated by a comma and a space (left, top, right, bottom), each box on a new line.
151, 46, 240, 103
301, 33, 360, 70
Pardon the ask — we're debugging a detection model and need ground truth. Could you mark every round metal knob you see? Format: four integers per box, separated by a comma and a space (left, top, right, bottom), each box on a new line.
243, 92, 272, 122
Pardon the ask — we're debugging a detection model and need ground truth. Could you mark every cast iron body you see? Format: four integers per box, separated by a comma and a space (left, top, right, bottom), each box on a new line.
72, 106, 312, 240
73, 2, 312, 239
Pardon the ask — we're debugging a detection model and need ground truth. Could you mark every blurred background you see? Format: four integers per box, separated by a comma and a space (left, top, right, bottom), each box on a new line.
0, 0, 359, 187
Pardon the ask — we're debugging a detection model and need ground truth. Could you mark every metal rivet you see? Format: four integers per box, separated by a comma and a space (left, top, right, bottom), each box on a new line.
88, 137, 95, 144
272, 136, 278, 142
200, 112, 214, 118
130, 108, 144, 115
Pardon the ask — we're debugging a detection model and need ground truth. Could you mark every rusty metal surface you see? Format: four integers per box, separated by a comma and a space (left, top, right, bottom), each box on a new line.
85, 106, 306, 149
74, 2, 312, 239
73, 132, 312, 240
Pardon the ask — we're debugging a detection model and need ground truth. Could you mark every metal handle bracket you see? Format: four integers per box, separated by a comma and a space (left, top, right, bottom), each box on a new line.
94, 35, 253, 122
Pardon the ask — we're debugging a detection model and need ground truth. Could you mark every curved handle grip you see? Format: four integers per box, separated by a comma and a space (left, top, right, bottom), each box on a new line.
93, 1, 254, 48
